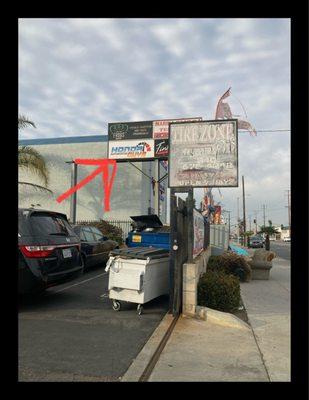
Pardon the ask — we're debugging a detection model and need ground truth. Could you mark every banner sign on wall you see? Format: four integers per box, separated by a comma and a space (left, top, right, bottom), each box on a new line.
108, 117, 202, 160
168, 120, 238, 188
193, 209, 205, 258
108, 139, 155, 159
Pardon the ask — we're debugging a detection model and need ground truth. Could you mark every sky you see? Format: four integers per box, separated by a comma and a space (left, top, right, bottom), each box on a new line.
18, 18, 291, 229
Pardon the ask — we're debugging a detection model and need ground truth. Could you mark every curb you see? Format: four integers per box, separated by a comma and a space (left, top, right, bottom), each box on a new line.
120, 312, 174, 382
205, 307, 251, 330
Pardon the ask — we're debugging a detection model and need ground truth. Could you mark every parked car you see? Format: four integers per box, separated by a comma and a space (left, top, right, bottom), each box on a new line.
283, 237, 291, 242
248, 236, 264, 248
18, 208, 83, 295
72, 225, 119, 271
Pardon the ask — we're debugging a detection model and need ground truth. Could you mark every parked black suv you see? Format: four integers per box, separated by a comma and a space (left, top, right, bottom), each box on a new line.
18, 208, 83, 295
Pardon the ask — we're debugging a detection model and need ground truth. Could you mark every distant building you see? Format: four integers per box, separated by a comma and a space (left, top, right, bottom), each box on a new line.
18, 135, 168, 223
275, 226, 290, 240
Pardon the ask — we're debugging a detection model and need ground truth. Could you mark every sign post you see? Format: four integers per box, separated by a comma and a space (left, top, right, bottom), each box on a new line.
65, 161, 77, 224
187, 188, 194, 263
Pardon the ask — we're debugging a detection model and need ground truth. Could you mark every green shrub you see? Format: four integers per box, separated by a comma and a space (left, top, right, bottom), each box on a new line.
79, 220, 124, 246
197, 270, 241, 312
219, 251, 252, 282
206, 255, 222, 272
206, 252, 252, 282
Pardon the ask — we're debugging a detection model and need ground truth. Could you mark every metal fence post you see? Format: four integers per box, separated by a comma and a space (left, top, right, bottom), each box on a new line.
66, 161, 77, 224
187, 188, 194, 263
169, 188, 177, 314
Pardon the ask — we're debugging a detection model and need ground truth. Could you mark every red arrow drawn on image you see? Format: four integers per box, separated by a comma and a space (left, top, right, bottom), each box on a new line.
56, 159, 117, 212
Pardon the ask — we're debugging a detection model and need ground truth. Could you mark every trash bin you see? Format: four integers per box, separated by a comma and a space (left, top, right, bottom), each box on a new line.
105, 247, 170, 315
126, 215, 170, 250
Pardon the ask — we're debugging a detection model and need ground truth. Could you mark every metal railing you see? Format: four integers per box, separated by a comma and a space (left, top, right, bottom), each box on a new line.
76, 219, 132, 240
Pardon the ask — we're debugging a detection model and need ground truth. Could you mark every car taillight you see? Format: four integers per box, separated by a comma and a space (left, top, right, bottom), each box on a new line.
19, 245, 55, 258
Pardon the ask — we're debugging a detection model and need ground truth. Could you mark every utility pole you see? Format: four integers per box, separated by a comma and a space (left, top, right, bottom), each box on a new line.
228, 211, 231, 238
249, 215, 252, 232
66, 161, 78, 224
242, 176, 246, 246
254, 210, 258, 234
154, 159, 160, 217
285, 190, 291, 236
237, 197, 240, 243
262, 204, 266, 228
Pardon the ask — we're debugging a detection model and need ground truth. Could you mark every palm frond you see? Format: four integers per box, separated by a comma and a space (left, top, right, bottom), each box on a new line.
18, 146, 49, 186
18, 114, 36, 130
18, 181, 53, 193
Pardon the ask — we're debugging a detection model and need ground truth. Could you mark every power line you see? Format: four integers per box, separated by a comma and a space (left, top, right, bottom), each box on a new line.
239, 129, 290, 132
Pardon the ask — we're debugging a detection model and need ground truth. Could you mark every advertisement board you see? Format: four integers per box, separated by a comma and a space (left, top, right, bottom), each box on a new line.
168, 120, 238, 188
193, 209, 205, 258
108, 117, 202, 161
108, 121, 153, 141
108, 139, 155, 159
153, 117, 202, 139
154, 139, 169, 158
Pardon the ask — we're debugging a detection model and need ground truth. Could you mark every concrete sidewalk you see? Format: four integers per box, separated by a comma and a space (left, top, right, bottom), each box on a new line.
240, 257, 290, 381
123, 255, 290, 382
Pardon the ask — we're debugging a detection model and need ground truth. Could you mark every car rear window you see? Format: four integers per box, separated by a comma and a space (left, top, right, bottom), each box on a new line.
18, 211, 31, 236
30, 212, 76, 237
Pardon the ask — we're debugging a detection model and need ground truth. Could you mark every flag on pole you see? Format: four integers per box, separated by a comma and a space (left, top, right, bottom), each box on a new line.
216, 102, 233, 119
238, 119, 257, 136
215, 87, 257, 136
217, 188, 223, 199
215, 87, 231, 119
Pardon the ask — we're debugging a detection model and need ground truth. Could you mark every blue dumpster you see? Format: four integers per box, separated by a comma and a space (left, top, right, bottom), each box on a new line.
126, 215, 170, 250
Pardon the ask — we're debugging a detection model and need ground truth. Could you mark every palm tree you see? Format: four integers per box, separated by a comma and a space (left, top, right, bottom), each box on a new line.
258, 225, 279, 250
18, 115, 52, 193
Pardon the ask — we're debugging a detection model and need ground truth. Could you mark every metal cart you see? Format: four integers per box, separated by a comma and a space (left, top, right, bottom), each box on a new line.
105, 247, 169, 315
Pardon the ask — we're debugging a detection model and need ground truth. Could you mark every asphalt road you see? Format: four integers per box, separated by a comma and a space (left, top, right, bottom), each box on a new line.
18, 264, 169, 382
268, 241, 291, 260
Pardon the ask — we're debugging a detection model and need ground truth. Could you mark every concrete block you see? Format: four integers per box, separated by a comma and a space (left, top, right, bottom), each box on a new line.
183, 304, 196, 316
183, 277, 197, 292
183, 290, 196, 308
183, 263, 197, 279
251, 268, 271, 280
195, 306, 207, 320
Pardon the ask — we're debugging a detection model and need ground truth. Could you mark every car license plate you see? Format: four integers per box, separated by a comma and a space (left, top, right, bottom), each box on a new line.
62, 248, 72, 258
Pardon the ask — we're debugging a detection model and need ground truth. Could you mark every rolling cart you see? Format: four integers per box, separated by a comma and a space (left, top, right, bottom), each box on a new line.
105, 247, 169, 315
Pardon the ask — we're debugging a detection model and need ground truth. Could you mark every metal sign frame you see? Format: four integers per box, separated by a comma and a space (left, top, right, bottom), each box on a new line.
107, 117, 202, 163
168, 119, 239, 188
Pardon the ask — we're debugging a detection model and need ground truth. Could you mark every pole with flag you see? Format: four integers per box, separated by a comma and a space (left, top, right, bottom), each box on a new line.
215, 87, 232, 119
215, 87, 257, 136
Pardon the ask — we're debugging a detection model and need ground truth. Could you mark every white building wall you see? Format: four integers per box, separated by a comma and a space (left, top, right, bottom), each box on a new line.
18, 138, 167, 222
210, 224, 229, 255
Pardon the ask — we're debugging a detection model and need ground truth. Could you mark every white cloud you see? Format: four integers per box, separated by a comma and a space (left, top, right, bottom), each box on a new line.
18, 18, 291, 224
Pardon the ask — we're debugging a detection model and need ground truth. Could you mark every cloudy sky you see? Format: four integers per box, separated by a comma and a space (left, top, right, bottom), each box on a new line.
18, 18, 291, 229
